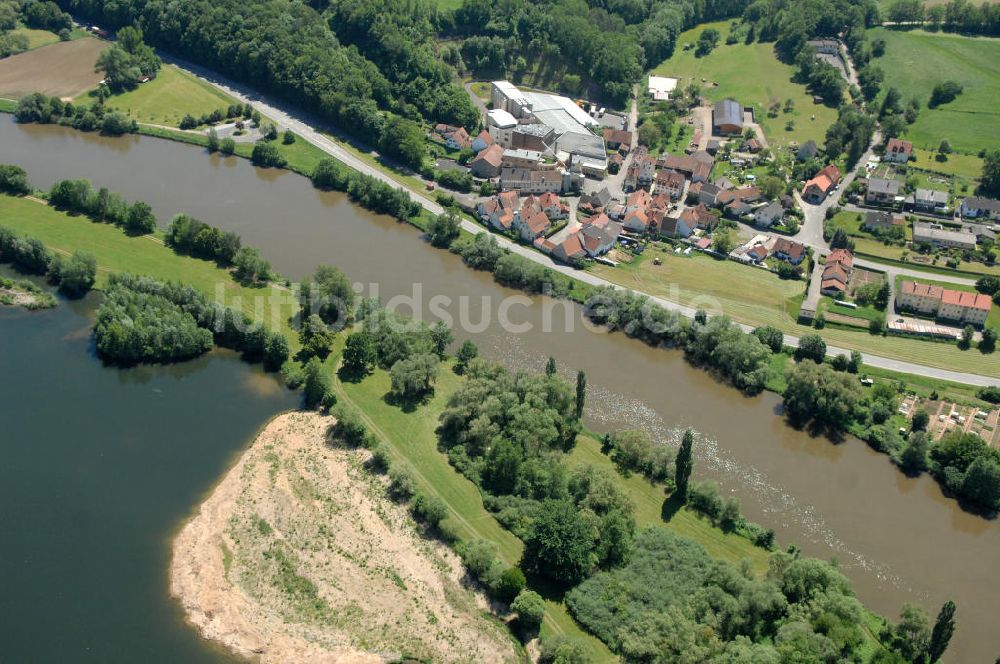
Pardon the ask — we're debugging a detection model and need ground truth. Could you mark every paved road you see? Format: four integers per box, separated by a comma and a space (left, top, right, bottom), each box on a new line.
159, 55, 997, 386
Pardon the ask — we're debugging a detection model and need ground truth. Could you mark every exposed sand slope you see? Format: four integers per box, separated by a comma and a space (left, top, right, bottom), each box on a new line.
171, 411, 518, 664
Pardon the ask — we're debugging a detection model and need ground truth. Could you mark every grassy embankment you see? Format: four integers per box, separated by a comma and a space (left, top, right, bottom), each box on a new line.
869, 27, 1000, 154
87, 64, 239, 126
589, 244, 1000, 378
651, 21, 838, 147
0, 195, 301, 345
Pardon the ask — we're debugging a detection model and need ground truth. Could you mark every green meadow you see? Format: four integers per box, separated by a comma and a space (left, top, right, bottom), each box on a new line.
869, 27, 1000, 154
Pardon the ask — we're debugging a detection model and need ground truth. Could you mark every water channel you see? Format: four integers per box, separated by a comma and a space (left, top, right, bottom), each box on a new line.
1, 118, 998, 661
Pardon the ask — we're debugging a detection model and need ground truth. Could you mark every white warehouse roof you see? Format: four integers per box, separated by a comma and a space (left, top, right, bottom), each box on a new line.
487, 109, 517, 129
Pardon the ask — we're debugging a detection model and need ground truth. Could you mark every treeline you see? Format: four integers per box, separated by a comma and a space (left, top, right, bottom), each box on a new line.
56, 0, 451, 170
1, 0, 71, 59
448, 0, 751, 104
0, 224, 96, 298
93, 273, 289, 367
311, 158, 420, 221
15, 92, 137, 136
884, 0, 1000, 36
48, 178, 156, 235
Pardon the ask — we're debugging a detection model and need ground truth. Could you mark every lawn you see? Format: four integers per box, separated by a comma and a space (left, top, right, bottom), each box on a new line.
652, 21, 839, 147
96, 64, 241, 127
0, 195, 300, 343
590, 248, 806, 330
868, 28, 1000, 154
911, 148, 983, 182
590, 243, 1000, 377
9, 27, 59, 50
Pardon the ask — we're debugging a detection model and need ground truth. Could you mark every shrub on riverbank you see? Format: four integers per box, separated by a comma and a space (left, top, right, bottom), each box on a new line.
92, 273, 288, 368
311, 158, 419, 221
48, 178, 156, 235
565, 526, 885, 662
15, 92, 137, 135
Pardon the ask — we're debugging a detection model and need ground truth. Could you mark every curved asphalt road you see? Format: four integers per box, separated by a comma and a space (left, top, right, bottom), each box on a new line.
159, 54, 998, 387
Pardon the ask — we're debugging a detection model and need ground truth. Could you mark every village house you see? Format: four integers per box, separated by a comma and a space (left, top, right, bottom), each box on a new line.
656, 215, 693, 239
863, 210, 905, 232
897, 280, 992, 326
772, 237, 807, 264
517, 210, 551, 243
624, 189, 651, 215
912, 222, 976, 250
434, 124, 471, 150
717, 187, 762, 207
502, 148, 544, 170
820, 248, 853, 296
623, 208, 649, 233
476, 189, 520, 231
580, 218, 623, 257
911, 188, 948, 213
602, 128, 633, 152
961, 197, 1000, 221
655, 170, 685, 200
532, 191, 569, 220
552, 233, 586, 264
698, 183, 723, 207
724, 200, 752, 219
500, 167, 575, 195
865, 178, 901, 206
968, 223, 997, 243
471, 130, 492, 153
753, 201, 785, 228
579, 187, 613, 214
712, 99, 743, 135
471, 143, 504, 179
744, 244, 769, 264
803, 164, 841, 204
884, 138, 913, 164
659, 154, 713, 183
680, 203, 719, 231
624, 147, 657, 191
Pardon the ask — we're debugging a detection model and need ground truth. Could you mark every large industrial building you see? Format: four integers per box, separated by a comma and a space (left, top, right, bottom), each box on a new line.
487, 81, 608, 177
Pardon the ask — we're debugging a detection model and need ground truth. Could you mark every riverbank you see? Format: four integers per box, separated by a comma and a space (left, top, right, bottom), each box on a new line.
170, 410, 519, 664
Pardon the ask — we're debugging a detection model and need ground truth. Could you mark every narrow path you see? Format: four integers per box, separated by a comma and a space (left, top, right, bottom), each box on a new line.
140, 53, 998, 385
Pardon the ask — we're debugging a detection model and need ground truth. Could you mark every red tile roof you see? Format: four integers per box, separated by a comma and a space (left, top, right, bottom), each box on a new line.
900, 281, 943, 299
941, 289, 992, 311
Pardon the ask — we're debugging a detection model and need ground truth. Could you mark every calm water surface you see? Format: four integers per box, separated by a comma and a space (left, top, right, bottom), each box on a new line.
2, 119, 999, 661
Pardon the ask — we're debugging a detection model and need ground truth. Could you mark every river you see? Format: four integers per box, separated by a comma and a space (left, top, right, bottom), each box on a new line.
2, 118, 998, 661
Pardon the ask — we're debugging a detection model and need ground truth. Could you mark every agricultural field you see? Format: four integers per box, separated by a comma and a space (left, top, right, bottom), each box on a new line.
95, 64, 241, 127
652, 21, 839, 147
0, 37, 106, 99
869, 27, 1000, 154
